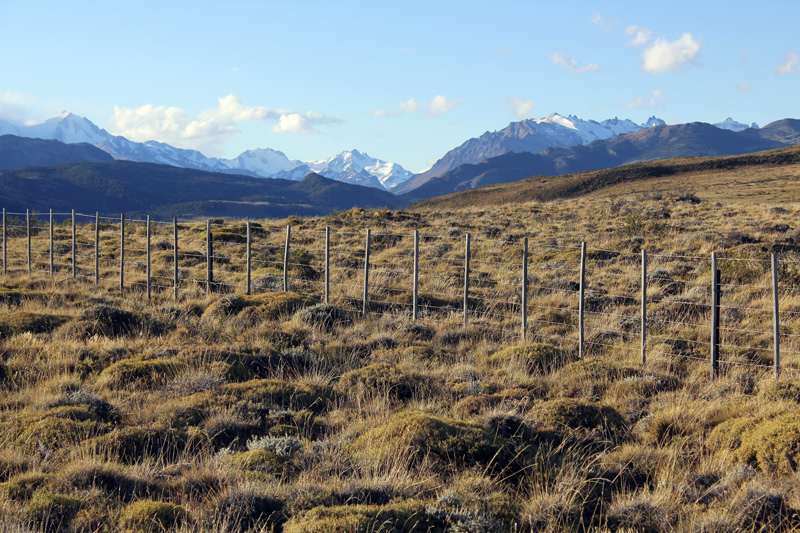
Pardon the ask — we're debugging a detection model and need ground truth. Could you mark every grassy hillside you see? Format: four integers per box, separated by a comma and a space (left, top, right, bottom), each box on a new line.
414, 143, 800, 210
4, 190, 800, 531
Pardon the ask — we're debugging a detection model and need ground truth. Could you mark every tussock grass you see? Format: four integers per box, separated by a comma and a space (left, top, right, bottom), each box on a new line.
4, 193, 800, 530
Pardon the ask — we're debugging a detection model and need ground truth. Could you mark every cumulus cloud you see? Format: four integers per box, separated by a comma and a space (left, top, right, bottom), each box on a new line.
549, 52, 599, 73
626, 90, 664, 109
373, 95, 458, 118
507, 96, 535, 119
626, 25, 652, 47
109, 95, 339, 154
0, 90, 38, 123
778, 51, 800, 75
426, 95, 459, 116
641, 33, 701, 74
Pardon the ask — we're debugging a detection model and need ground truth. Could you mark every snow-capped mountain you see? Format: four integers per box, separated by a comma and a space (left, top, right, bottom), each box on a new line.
306, 150, 413, 190
714, 117, 758, 132
220, 148, 299, 177
395, 113, 667, 194
4, 112, 412, 191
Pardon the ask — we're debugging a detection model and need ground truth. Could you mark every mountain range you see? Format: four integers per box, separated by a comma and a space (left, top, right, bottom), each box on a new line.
395, 114, 668, 193
401, 119, 800, 201
0, 113, 413, 191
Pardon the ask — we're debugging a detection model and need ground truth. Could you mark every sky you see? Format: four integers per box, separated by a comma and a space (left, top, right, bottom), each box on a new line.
1, 0, 798, 172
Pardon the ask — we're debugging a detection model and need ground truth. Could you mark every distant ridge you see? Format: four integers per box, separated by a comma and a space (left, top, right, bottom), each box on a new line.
0, 160, 403, 219
412, 143, 800, 210
395, 113, 666, 194
0, 135, 113, 169
402, 120, 800, 201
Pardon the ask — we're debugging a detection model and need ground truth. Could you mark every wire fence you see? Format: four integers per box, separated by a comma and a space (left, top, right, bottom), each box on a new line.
3, 207, 800, 381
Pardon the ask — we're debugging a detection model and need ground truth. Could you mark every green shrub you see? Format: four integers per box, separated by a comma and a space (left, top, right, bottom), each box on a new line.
92, 426, 206, 464
208, 486, 285, 532
25, 491, 87, 532
97, 355, 186, 389
79, 304, 140, 336
204, 292, 318, 320
0, 312, 68, 336
284, 500, 447, 533
732, 412, 800, 474
224, 378, 331, 412
296, 303, 352, 332
490, 343, 577, 373
118, 499, 189, 532
529, 398, 628, 442
335, 362, 426, 401
351, 410, 514, 471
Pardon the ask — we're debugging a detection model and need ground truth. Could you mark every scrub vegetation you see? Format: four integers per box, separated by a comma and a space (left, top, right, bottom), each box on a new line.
2, 187, 800, 531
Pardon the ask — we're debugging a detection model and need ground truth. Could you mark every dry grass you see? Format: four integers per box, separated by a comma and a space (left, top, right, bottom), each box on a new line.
3, 191, 800, 531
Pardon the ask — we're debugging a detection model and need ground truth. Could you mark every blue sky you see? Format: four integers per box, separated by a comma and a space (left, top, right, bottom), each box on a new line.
1, 0, 798, 172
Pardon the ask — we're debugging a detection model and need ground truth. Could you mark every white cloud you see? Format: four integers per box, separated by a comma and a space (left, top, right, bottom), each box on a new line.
778, 51, 800, 75
0, 90, 38, 123
641, 33, 701, 74
372, 98, 419, 118
271, 113, 321, 135
373, 96, 457, 118
549, 52, 599, 73
626, 25, 652, 47
626, 90, 664, 109
426, 95, 459, 116
737, 83, 752, 92
109, 95, 339, 154
507, 96, 534, 119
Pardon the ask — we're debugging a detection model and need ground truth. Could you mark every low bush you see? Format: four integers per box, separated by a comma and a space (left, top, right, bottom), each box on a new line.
351, 410, 515, 472
118, 499, 189, 532
490, 343, 577, 373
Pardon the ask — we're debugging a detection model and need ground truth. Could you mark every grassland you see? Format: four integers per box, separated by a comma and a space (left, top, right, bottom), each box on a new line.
4, 176, 800, 531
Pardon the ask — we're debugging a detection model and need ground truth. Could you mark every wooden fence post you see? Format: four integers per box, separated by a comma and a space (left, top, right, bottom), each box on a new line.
246, 222, 252, 296
324, 226, 330, 304
641, 249, 647, 365
1, 208, 5, 275
464, 233, 470, 329
120, 213, 125, 291
521, 237, 528, 342
49, 209, 53, 276
26, 209, 31, 274
363, 229, 371, 317
773, 253, 780, 379
95, 212, 99, 284
71, 209, 76, 278
711, 252, 720, 381
173, 218, 179, 300
413, 230, 419, 320
206, 219, 213, 296
146, 215, 151, 300
283, 225, 291, 292
579, 242, 586, 358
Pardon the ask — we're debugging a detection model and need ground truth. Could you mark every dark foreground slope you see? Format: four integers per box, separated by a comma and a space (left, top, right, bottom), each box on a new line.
404, 120, 800, 201
0, 160, 403, 218
0, 134, 114, 169
413, 143, 800, 210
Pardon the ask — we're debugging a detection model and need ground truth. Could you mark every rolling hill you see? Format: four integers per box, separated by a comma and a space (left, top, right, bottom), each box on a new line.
0, 160, 403, 219
412, 143, 800, 210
